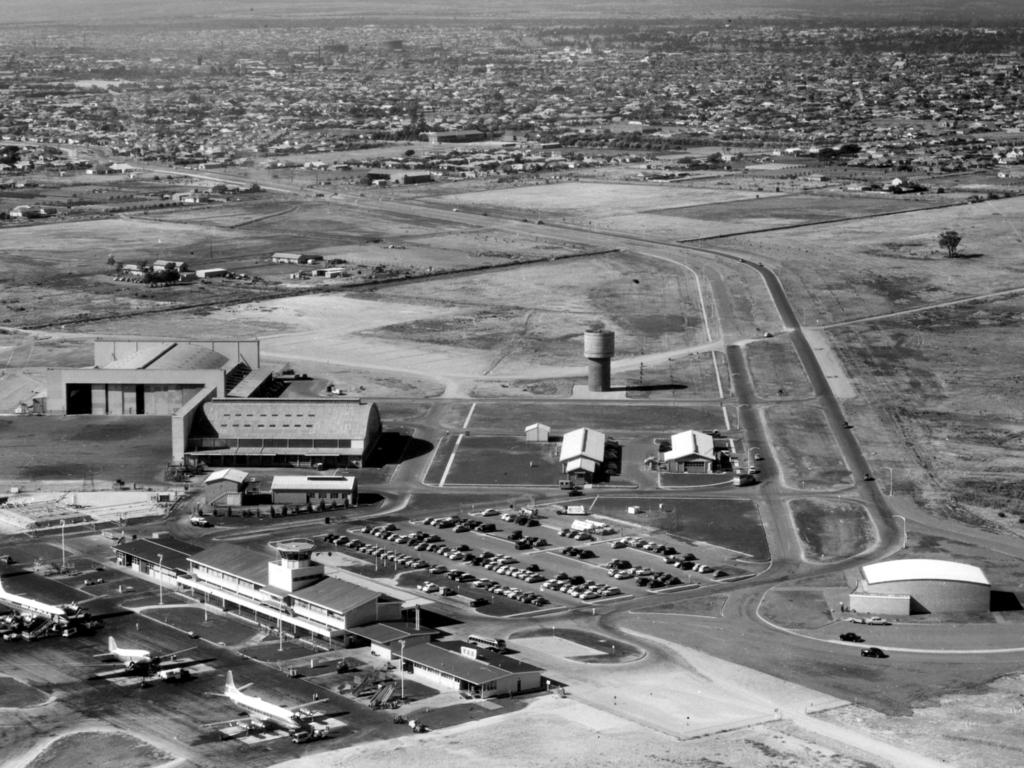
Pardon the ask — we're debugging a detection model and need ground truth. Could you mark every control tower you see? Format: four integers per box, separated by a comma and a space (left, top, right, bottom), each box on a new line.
583, 329, 615, 392
267, 539, 323, 593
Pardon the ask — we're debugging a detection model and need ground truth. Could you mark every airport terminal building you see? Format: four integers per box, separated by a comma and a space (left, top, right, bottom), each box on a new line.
178, 540, 402, 640
848, 558, 991, 615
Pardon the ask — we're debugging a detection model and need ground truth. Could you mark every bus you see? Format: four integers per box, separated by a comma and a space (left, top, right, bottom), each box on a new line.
466, 634, 506, 652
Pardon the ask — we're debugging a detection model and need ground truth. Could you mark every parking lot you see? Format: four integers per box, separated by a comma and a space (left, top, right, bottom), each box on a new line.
328, 506, 748, 616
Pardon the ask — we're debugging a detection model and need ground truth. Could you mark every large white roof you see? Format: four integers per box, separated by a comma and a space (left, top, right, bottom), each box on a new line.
559, 427, 605, 463
663, 430, 715, 462
863, 559, 989, 586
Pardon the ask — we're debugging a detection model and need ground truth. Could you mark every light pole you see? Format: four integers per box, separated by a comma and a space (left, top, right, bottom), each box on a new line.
893, 515, 907, 549
60, 520, 66, 573
399, 639, 406, 700
157, 553, 164, 605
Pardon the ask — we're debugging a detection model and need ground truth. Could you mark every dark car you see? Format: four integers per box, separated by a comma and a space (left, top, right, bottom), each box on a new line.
840, 632, 864, 643
861, 646, 888, 658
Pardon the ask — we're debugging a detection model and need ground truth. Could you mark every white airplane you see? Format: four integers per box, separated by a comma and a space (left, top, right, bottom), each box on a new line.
221, 671, 320, 733
98, 636, 194, 675
0, 576, 84, 620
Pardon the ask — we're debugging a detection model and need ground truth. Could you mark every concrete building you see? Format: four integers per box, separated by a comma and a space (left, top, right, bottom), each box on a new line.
203, 468, 252, 506
271, 252, 323, 264
524, 423, 551, 443
113, 535, 203, 588
559, 427, 606, 482
386, 640, 543, 699
182, 397, 381, 469
270, 475, 358, 507
662, 430, 717, 473
353, 621, 437, 657
179, 539, 402, 641
45, 339, 260, 416
849, 559, 991, 615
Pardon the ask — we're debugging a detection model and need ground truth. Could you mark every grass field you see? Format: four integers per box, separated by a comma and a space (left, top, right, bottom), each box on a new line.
764, 404, 851, 490
0, 676, 47, 707
744, 337, 814, 400
467, 401, 724, 436
789, 498, 875, 562
590, 496, 768, 560
0, 415, 171, 486
26, 732, 170, 768
433, 436, 562, 487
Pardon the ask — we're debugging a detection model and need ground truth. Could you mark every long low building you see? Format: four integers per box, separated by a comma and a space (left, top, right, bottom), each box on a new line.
270, 475, 358, 507
373, 638, 543, 699
849, 558, 991, 615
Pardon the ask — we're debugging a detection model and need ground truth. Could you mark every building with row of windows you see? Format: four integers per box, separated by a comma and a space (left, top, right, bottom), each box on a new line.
112, 534, 545, 698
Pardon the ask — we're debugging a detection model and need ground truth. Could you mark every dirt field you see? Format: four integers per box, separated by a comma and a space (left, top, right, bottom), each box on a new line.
819, 675, 1024, 768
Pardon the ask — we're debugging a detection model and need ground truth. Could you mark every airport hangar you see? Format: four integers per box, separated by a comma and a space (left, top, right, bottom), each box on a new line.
848, 558, 991, 615
43, 338, 382, 470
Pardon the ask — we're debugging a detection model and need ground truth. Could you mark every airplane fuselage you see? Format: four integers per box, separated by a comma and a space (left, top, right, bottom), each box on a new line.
227, 687, 308, 732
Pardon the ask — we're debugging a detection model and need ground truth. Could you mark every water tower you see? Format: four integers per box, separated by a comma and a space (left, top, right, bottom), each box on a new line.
583, 329, 615, 392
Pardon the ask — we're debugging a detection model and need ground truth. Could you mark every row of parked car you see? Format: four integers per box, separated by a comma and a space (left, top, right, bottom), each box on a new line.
541, 575, 622, 600
601, 559, 683, 588
355, 521, 557, 609
443, 567, 550, 606
616, 536, 679, 556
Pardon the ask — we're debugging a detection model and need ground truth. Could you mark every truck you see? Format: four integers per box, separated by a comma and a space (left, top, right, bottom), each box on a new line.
558, 505, 588, 516
291, 723, 330, 743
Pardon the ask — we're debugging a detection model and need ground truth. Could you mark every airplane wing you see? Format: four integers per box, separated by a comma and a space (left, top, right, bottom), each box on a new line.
156, 645, 197, 661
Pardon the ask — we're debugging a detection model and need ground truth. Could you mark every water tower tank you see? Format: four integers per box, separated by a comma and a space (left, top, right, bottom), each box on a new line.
583, 330, 615, 392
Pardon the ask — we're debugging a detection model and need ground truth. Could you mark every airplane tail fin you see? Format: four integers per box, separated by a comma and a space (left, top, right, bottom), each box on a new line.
0, 577, 7, 595
224, 670, 252, 694
109, 636, 118, 653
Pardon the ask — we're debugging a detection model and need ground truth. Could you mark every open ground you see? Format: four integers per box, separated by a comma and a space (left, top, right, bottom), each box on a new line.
5, 142, 1024, 768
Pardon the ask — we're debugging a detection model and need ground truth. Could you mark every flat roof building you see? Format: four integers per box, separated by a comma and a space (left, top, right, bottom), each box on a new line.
390, 640, 543, 699
270, 475, 358, 507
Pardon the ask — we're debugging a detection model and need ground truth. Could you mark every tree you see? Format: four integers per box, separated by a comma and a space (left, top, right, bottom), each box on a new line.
939, 229, 962, 258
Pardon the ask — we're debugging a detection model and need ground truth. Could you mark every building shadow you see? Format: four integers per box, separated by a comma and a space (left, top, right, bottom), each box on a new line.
990, 590, 1023, 612
366, 433, 434, 468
